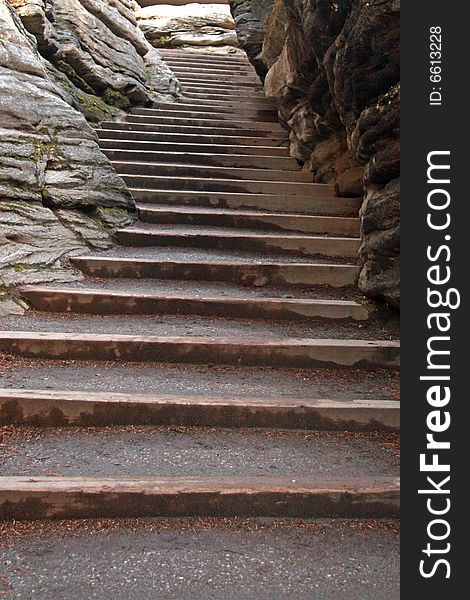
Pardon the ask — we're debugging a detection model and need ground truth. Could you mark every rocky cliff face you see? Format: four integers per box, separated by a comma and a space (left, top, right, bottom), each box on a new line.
229, 0, 400, 308
0, 0, 178, 312
10, 0, 180, 121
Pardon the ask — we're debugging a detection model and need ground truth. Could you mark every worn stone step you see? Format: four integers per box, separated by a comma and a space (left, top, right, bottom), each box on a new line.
125, 113, 283, 131
102, 149, 297, 171
0, 427, 399, 479
0, 309, 398, 339
0, 357, 400, 402
133, 103, 277, 119
116, 226, 360, 259
113, 162, 310, 184
0, 389, 398, 430
182, 91, 272, 102
180, 84, 265, 95
97, 128, 287, 146
131, 189, 359, 216
100, 121, 286, 140
19, 286, 368, 321
160, 52, 252, 65
98, 139, 289, 156
0, 518, 399, 597
165, 60, 255, 71
160, 48, 250, 58
70, 256, 359, 288
129, 107, 278, 123
175, 74, 261, 85
177, 96, 275, 108
0, 331, 400, 368
0, 476, 400, 520
168, 61, 255, 71
178, 80, 263, 92
121, 175, 331, 196
136, 206, 359, 236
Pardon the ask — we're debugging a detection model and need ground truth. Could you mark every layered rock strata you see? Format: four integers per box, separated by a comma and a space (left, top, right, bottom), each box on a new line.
229, 0, 400, 307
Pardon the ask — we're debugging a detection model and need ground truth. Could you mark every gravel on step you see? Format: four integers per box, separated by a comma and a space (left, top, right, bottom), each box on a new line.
0, 427, 399, 477
0, 312, 400, 340
25, 277, 360, 301
128, 222, 354, 239
80, 246, 355, 265
0, 357, 400, 401
0, 518, 399, 600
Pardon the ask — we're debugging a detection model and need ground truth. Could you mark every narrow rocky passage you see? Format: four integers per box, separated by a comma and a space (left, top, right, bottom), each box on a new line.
0, 47, 399, 589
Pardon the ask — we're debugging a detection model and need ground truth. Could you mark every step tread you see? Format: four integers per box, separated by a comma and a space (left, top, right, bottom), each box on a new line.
0, 313, 399, 341
20, 285, 369, 320
20, 284, 362, 305
119, 224, 358, 241
104, 150, 299, 169
113, 162, 311, 183
0, 428, 399, 478
70, 254, 360, 289
98, 140, 289, 155
71, 247, 357, 265
0, 360, 400, 401
0, 518, 399, 598
137, 205, 359, 221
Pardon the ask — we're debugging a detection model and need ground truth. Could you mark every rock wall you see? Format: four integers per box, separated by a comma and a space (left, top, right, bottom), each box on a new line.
11, 0, 180, 120
1, 0, 172, 312
138, 3, 238, 49
229, 0, 400, 308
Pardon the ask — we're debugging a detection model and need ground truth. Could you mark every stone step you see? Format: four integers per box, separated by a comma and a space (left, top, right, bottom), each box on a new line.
0, 476, 399, 520
178, 79, 262, 90
171, 69, 258, 80
133, 103, 277, 118
0, 518, 400, 596
102, 149, 297, 170
182, 91, 272, 103
100, 121, 287, 140
0, 331, 400, 368
70, 256, 360, 288
132, 104, 278, 119
113, 162, 310, 184
97, 128, 287, 146
180, 83, 265, 95
0, 357, 400, 403
136, 206, 360, 236
0, 427, 398, 481
116, 226, 360, 259
98, 139, 289, 156
131, 189, 360, 216
163, 60, 254, 72
160, 51, 252, 65
121, 175, 331, 196
0, 389, 398, 430
177, 96, 275, 108
175, 73, 261, 85
164, 59, 255, 71
125, 113, 283, 131
129, 107, 278, 123
20, 286, 368, 321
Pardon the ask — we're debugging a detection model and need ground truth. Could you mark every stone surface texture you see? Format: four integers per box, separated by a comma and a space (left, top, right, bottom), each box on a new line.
0, 0, 150, 306
138, 3, 238, 48
10, 0, 180, 119
229, 0, 400, 307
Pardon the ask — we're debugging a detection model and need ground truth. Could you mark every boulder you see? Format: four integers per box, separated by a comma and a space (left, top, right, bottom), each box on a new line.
138, 3, 238, 48
10, 0, 180, 120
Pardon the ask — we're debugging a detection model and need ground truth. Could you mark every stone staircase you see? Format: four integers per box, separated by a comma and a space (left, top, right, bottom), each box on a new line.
0, 49, 400, 522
